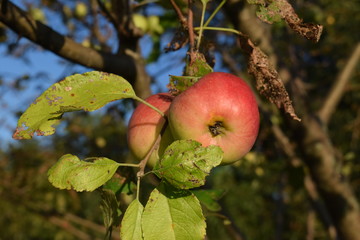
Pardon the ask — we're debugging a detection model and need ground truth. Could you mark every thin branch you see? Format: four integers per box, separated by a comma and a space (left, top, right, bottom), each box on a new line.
0, 1, 136, 80
96, 0, 118, 28
304, 175, 338, 240
187, 0, 196, 61
318, 43, 360, 125
169, 0, 187, 27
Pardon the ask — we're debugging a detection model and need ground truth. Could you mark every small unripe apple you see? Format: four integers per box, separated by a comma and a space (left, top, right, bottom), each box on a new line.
127, 93, 174, 167
75, 2, 88, 19
169, 72, 259, 164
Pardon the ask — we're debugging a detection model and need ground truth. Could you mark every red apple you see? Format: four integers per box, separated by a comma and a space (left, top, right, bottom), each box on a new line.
127, 93, 174, 167
168, 72, 259, 164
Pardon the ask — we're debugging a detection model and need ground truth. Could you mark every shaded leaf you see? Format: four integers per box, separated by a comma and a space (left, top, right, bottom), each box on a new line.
142, 182, 206, 240
120, 199, 144, 240
238, 34, 301, 121
48, 154, 120, 192
153, 140, 223, 189
192, 189, 225, 212
103, 173, 136, 195
100, 189, 122, 238
13, 71, 136, 139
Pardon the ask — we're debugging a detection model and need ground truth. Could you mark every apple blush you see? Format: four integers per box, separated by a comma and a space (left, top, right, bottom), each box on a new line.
168, 72, 259, 164
127, 93, 174, 167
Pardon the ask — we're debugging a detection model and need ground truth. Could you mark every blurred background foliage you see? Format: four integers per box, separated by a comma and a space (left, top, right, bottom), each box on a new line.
0, 0, 359, 239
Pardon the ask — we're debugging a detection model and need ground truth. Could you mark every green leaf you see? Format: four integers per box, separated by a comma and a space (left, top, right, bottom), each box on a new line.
142, 182, 206, 240
13, 71, 136, 139
48, 154, 120, 192
103, 173, 136, 195
191, 189, 225, 212
168, 75, 200, 93
169, 52, 213, 94
100, 189, 122, 238
120, 199, 144, 240
153, 140, 223, 189
184, 52, 213, 78
247, 0, 265, 4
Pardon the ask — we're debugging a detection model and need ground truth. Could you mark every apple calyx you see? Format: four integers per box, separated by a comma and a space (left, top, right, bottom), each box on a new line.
208, 121, 225, 137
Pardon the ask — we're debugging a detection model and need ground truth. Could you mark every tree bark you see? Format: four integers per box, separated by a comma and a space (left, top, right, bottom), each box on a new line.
0, 0, 150, 97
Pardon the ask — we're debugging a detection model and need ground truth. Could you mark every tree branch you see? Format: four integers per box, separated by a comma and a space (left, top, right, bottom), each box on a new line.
318, 43, 360, 125
0, 0, 136, 81
299, 115, 360, 240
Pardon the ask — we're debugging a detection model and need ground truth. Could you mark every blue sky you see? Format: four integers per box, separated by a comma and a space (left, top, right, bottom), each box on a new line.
0, 1, 229, 149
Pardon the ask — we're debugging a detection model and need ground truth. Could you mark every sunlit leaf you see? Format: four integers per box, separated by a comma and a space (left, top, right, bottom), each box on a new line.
13, 71, 136, 139
184, 52, 213, 78
120, 199, 144, 240
153, 140, 223, 189
142, 182, 206, 240
169, 52, 213, 94
48, 154, 120, 192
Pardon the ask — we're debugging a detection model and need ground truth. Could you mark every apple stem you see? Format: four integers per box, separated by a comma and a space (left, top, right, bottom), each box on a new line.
136, 176, 141, 200
117, 163, 141, 168
203, 0, 226, 28
194, 26, 241, 36
132, 96, 165, 117
196, 0, 208, 50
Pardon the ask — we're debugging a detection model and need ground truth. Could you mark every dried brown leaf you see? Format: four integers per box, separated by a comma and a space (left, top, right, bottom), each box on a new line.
249, 0, 323, 42
238, 34, 301, 121
165, 27, 189, 52
279, 0, 323, 42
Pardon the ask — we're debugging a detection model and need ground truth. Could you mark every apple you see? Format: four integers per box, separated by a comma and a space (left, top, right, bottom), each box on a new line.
127, 93, 174, 167
168, 72, 259, 164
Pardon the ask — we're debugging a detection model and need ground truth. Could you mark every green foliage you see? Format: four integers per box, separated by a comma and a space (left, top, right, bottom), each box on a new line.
120, 199, 144, 240
100, 189, 122, 236
48, 154, 120, 191
103, 174, 136, 195
153, 140, 223, 189
142, 182, 206, 240
169, 52, 213, 94
13, 71, 137, 139
184, 52, 213, 77
192, 189, 225, 212
1, 0, 360, 239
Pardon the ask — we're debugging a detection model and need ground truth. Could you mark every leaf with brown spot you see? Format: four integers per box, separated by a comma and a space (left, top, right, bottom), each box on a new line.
13, 71, 137, 139
48, 154, 120, 192
248, 0, 323, 42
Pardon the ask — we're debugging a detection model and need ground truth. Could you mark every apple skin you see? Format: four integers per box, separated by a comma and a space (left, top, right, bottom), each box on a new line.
168, 72, 259, 164
127, 93, 174, 167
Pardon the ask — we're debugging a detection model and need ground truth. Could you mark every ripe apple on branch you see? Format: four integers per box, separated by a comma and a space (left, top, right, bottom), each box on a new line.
127, 72, 260, 166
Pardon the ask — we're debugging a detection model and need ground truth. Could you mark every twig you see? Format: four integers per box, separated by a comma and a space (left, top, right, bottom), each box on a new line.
318, 43, 360, 125
187, 0, 196, 61
169, 0, 187, 27
204, 0, 226, 27
137, 118, 168, 178
97, 0, 118, 28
